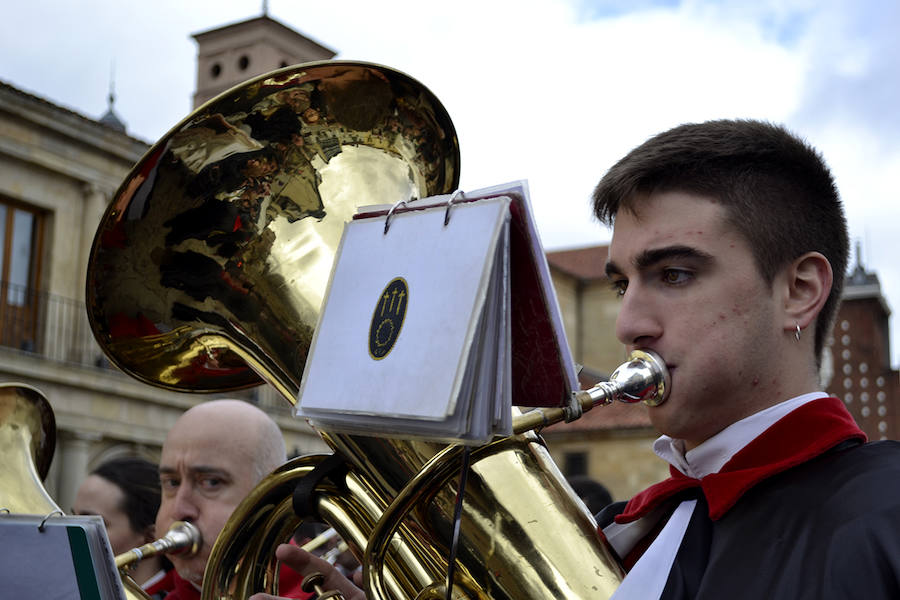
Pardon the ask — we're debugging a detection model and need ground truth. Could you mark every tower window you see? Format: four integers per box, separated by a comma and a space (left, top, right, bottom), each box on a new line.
210, 63, 222, 78
238, 55, 250, 70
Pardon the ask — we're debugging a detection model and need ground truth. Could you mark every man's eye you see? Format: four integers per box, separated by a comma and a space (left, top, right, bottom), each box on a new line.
160, 478, 179, 491
609, 279, 628, 297
199, 477, 224, 490
662, 269, 692, 285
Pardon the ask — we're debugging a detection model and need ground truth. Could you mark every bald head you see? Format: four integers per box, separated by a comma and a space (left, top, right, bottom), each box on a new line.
166, 399, 286, 483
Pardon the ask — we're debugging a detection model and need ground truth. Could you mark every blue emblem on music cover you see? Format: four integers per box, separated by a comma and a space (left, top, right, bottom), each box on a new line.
369, 277, 408, 360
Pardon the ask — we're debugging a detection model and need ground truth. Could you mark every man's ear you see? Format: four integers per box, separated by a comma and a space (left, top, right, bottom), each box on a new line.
781, 251, 833, 333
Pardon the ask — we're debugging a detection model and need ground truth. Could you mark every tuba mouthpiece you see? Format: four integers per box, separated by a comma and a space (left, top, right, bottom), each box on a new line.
578, 349, 670, 408
512, 350, 670, 434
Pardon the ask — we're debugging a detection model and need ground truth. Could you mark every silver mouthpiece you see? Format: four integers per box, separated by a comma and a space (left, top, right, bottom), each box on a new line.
512, 350, 670, 434
115, 520, 202, 569
577, 349, 670, 407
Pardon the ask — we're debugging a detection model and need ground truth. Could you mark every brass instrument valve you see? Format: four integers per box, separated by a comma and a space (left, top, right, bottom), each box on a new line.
300, 571, 345, 600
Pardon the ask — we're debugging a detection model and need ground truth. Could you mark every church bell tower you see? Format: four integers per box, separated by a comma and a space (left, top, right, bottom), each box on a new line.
191, 8, 336, 108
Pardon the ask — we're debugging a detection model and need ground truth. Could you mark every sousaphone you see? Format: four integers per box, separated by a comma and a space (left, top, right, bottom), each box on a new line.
86, 61, 664, 599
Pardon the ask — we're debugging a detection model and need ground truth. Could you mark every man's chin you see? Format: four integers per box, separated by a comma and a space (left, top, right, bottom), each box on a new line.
647, 399, 678, 433
173, 557, 206, 587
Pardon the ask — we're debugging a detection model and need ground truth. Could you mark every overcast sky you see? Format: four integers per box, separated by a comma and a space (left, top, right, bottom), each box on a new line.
2, 0, 899, 365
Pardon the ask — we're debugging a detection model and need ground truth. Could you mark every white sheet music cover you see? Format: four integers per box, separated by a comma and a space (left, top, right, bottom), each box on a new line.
297, 196, 511, 424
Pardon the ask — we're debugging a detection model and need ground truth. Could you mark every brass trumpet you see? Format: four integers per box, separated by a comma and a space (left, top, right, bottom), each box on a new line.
117, 521, 202, 599
116, 520, 202, 570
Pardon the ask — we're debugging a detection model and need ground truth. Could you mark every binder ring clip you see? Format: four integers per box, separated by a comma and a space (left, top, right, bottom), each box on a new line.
384, 199, 409, 235
0, 508, 10, 514
38, 510, 64, 532
444, 190, 466, 227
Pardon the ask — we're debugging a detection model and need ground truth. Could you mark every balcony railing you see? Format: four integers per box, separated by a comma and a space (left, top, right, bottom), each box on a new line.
0, 281, 101, 366
0, 281, 288, 413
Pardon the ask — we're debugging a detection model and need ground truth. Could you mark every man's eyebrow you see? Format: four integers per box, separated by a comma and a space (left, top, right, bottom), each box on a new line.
605, 260, 624, 279
605, 245, 713, 278
635, 245, 713, 269
158, 466, 231, 478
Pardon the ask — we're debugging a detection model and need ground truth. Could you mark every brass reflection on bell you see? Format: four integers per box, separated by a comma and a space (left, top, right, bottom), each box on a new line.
0, 383, 59, 515
86, 61, 460, 399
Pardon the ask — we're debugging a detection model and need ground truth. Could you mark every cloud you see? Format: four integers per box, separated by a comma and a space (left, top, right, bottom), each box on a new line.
792, 1, 900, 142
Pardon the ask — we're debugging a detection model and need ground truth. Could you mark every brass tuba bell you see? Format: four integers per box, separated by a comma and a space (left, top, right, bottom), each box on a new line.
0, 383, 59, 516
87, 61, 460, 401
85, 61, 655, 599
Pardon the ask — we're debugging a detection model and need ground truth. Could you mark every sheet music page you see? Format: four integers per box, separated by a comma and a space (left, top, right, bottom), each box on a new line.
298, 196, 511, 423
492, 225, 512, 434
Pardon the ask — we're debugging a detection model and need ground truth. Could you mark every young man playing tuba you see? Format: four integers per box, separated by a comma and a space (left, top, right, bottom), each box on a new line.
254, 119, 900, 600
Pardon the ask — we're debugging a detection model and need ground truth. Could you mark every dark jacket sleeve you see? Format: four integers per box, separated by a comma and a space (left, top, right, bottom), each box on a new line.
822, 503, 900, 600
595, 500, 628, 529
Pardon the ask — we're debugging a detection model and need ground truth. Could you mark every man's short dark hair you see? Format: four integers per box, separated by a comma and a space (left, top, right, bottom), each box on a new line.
93, 456, 161, 535
592, 119, 849, 361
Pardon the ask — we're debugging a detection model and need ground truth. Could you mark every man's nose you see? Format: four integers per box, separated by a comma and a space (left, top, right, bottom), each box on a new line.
614, 285, 663, 350
171, 484, 200, 522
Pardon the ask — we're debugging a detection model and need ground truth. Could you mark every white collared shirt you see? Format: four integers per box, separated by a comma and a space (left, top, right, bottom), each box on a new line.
607, 392, 828, 600
141, 569, 167, 590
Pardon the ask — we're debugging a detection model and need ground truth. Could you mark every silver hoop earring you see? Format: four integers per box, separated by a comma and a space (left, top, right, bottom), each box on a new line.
795, 324, 802, 342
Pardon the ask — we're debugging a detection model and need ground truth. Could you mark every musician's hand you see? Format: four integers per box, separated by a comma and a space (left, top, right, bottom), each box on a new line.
248, 543, 367, 600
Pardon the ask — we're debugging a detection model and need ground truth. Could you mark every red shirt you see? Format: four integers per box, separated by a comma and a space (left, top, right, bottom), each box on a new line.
161, 565, 312, 600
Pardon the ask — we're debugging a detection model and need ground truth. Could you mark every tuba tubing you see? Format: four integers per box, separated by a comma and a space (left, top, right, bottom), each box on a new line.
361, 351, 668, 600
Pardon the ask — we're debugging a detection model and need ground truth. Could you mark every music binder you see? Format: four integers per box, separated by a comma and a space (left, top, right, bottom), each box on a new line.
295, 180, 578, 443
0, 513, 126, 599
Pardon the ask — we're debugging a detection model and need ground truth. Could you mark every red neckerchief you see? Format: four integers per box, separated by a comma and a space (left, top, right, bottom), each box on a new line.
615, 397, 866, 524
